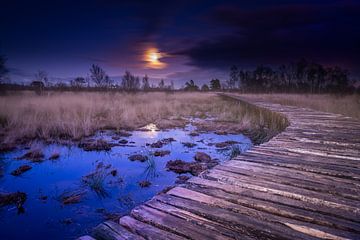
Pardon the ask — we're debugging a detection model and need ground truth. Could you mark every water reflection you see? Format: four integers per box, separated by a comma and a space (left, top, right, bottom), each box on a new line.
0, 122, 252, 239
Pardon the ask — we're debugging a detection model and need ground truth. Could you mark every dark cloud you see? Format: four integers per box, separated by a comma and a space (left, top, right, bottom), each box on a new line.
2, 0, 360, 83
178, 1, 360, 70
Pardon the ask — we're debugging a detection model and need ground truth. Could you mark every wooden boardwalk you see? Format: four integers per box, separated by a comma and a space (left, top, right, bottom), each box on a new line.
81, 94, 360, 240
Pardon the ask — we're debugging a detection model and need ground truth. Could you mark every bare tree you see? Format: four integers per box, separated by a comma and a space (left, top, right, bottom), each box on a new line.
210, 79, 221, 90
158, 79, 165, 89
0, 55, 9, 83
142, 74, 150, 90
201, 84, 209, 91
34, 70, 49, 87
184, 80, 199, 91
70, 77, 86, 89
30, 80, 45, 95
228, 65, 239, 89
121, 71, 140, 90
90, 64, 111, 87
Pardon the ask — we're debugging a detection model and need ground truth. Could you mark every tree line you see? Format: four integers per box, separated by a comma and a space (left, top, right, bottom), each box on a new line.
1, 55, 359, 93
226, 59, 357, 93
0, 59, 175, 92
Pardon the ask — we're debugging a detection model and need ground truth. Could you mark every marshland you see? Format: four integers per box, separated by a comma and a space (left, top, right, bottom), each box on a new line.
1, 90, 281, 239
1, 89, 358, 239
2, 1, 360, 239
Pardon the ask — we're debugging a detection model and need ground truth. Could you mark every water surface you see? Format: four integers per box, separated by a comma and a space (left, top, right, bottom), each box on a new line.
0, 123, 251, 240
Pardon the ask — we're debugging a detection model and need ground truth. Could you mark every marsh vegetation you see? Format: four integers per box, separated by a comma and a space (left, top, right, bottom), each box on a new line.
0, 91, 288, 147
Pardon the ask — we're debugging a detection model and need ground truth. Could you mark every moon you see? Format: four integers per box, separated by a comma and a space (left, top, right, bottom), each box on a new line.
144, 48, 166, 69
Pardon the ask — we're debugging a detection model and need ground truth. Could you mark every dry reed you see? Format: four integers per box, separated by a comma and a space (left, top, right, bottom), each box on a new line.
0, 91, 284, 145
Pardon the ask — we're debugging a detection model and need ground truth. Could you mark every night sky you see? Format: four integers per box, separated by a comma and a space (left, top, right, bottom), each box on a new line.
2, 0, 360, 86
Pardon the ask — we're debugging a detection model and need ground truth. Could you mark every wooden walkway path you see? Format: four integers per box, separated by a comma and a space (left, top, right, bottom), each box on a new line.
80, 94, 360, 240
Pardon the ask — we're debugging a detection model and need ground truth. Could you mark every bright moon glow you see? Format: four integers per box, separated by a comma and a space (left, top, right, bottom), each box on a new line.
144, 48, 166, 69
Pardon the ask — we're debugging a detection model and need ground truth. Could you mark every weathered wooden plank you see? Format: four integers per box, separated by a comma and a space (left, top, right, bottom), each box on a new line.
215, 164, 360, 201
188, 177, 360, 222
131, 204, 229, 240
154, 192, 316, 240
256, 146, 360, 161
166, 187, 360, 239
263, 141, 360, 157
93, 221, 144, 240
224, 160, 360, 189
119, 216, 185, 240
185, 183, 360, 234
145, 199, 246, 240
241, 149, 360, 171
205, 169, 360, 210
234, 153, 360, 181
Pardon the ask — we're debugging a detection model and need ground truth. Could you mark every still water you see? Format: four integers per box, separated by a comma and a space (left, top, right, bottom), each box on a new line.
0, 123, 251, 240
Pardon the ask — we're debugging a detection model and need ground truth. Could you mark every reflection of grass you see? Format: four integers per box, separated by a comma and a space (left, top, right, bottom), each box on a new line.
82, 169, 110, 198
118, 194, 135, 209
0, 158, 7, 177
219, 94, 289, 144
143, 154, 158, 179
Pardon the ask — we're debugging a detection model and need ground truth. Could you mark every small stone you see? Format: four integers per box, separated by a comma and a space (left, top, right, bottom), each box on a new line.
110, 169, 117, 176
189, 132, 200, 137
215, 141, 239, 148
215, 131, 228, 135
11, 165, 32, 176
119, 139, 128, 144
149, 138, 176, 148
60, 218, 73, 225
18, 149, 44, 162
112, 136, 120, 140
61, 192, 84, 205
79, 139, 111, 151
128, 154, 148, 162
0, 191, 27, 209
49, 152, 60, 160
194, 152, 211, 162
182, 142, 197, 148
139, 180, 151, 188
39, 195, 48, 202
153, 150, 171, 157
166, 160, 205, 176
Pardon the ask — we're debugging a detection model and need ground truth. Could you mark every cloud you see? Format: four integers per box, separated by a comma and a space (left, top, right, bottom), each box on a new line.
177, 1, 360, 70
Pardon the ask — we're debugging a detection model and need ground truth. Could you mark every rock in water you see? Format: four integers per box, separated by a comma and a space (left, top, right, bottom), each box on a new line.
194, 152, 211, 162
166, 160, 206, 176
11, 165, 32, 176
182, 142, 197, 148
18, 149, 44, 162
79, 139, 112, 151
128, 154, 148, 162
139, 180, 151, 188
153, 150, 170, 157
0, 191, 27, 211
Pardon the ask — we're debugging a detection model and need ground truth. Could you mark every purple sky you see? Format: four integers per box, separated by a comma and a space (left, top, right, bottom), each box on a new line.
2, 0, 360, 87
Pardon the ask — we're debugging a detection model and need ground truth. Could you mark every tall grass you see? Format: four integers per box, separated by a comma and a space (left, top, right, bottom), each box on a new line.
0, 91, 287, 145
239, 94, 360, 120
